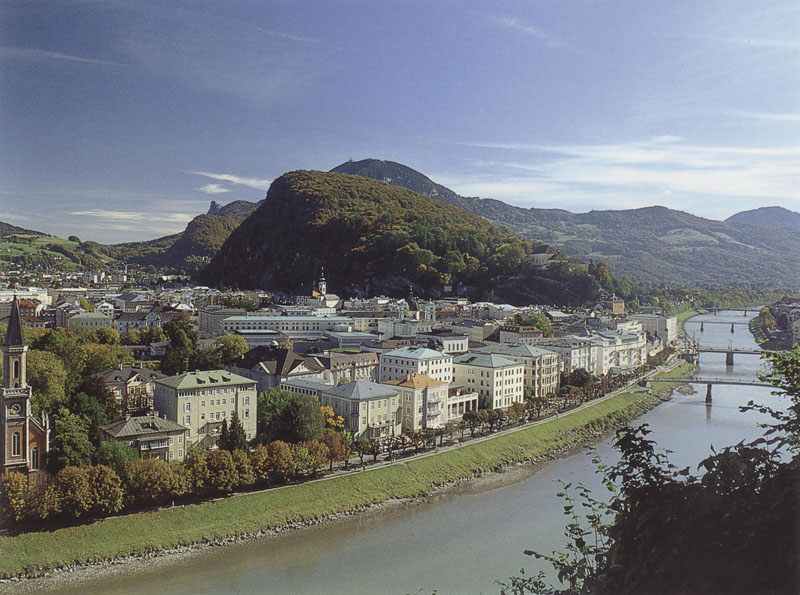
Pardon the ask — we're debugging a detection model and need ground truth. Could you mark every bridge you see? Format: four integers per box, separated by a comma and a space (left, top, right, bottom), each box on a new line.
646, 377, 774, 403
685, 346, 773, 366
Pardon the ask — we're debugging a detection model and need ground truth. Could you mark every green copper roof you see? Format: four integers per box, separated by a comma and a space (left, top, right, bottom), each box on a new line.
155, 369, 256, 390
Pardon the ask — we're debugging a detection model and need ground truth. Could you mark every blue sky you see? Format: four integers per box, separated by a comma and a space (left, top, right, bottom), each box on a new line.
2, 1, 798, 242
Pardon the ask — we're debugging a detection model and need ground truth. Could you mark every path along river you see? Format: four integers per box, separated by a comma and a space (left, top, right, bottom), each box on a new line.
35, 311, 778, 595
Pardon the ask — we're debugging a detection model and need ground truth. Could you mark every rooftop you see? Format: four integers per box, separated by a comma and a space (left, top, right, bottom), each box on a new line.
155, 369, 255, 390
100, 415, 187, 439
322, 379, 398, 401
382, 345, 447, 360
453, 353, 521, 369
383, 373, 446, 389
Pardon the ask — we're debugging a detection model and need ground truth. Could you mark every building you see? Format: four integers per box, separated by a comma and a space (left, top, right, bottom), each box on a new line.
379, 346, 453, 384
602, 295, 626, 315
309, 351, 379, 385
1, 297, 49, 475
498, 325, 543, 345
416, 329, 469, 354
221, 315, 355, 340
450, 320, 499, 343
630, 313, 678, 344
281, 378, 401, 439
383, 373, 449, 432
68, 311, 113, 332
473, 343, 560, 398
446, 385, 480, 422
153, 370, 257, 449
540, 336, 598, 375
90, 365, 165, 413
230, 346, 324, 392
452, 352, 524, 410
99, 415, 188, 462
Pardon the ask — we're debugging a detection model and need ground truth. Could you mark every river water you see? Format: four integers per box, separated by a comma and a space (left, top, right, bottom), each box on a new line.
37, 311, 778, 595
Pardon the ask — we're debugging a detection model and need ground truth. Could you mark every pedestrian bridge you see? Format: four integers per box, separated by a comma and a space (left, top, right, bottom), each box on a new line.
646, 377, 774, 403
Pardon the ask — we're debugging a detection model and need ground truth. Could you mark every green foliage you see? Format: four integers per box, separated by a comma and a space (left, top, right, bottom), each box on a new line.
26, 349, 68, 416
217, 411, 249, 452
81, 342, 129, 376
31, 328, 86, 396
256, 389, 292, 444
205, 450, 238, 493
50, 408, 94, 469
215, 334, 249, 364
510, 313, 555, 337
0, 472, 29, 524
53, 466, 92, 519
274, 394, 325, 444
95, 441, 139, 469
86, 465, 124, 517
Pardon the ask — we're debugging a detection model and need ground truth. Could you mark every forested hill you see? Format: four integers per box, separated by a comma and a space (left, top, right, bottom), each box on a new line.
725, 206, 800, 231
200, 170, 538, 300
332, 159, 800, 289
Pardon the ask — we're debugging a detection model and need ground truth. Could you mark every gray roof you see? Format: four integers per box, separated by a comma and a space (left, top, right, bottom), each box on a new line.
453, 353, 521, 368
4, 296, 24, 347
322, 379, 398, 401
473, 343, 558, 359
100, 415, 187, 439
382, 345, 446, 360
155, 369, 255, 390
91, 366, 165, 384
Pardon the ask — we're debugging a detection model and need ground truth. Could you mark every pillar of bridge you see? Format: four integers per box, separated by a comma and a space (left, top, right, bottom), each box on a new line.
726, 351, 734, 366
700, 321, 704, 332
706, 383, 712, 403
730, 323, 735, 333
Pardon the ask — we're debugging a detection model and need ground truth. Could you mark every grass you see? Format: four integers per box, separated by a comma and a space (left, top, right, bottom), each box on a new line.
0, 365, 694, 578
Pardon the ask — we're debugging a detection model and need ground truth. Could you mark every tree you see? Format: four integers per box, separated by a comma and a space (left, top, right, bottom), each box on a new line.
86, 464, 124, 516
321, 405, 344, 430
82, 342, 130, 376
85, 327, 120, 345
26, 349, 68, 415
319, 430, 346, 471
120, 458, 175, 507
183, 449, 210, 493
190, 346, 223, 371
231, 449, 255, 489
267, 440, 295, 481
121, 328, 142, 345
95, 441, 139, 469
0, 472, 29, 524
256, 389, 291, 443
564, 368, 595, 388
218, 411, 248, 452
206, 450, 238, 493
250, 444, 270, 483
305, 440, 330, 476
274, 394, 325, 443
215, 334, 249, 364
53, 466, 91, 518
31, 328, 86, 395
78, 376, 121, 422
290, 442, 311, 476
161, 328, 193, 376
50, 409, 94, 469
68, 392, 109, 447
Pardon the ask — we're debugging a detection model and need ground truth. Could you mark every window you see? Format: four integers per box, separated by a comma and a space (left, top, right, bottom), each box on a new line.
244, 396, 250, 405
222, 399, 226, 405
244, 409, 250, 418
178, 449, 183, 458
31, 447, 39, 470
184, 415, 191, 424
169, 436, 174, 445
201, 400, 205, 407
201, 413, 205, 420
11, 432, 20, 456
184, 402, 191, 412
169, 451, 174, 460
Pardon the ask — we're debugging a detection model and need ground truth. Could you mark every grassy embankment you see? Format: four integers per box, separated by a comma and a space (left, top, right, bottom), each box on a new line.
676, 308, 704, 336
0, 363, 694, 579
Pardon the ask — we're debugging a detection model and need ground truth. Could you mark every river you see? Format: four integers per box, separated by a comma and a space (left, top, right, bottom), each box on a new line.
32, 311, 778, 595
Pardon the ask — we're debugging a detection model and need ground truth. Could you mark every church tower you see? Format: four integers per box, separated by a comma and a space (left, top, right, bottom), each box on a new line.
1, 296, 48, 475
317, 268, 327, 296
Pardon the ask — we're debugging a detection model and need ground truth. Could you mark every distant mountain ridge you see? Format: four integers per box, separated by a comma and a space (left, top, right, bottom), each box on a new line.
331, 159, 800, 288
725, 206, 800, 231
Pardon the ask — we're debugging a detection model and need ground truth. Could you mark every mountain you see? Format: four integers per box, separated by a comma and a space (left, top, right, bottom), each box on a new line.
115, 200, 261, 273
725, 206, 800, 231
200, 170, 540, 300
331, 159, 800, 288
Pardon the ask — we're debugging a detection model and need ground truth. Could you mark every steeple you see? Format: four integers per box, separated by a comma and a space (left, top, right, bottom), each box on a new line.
4, 295, 24, 348
317, 267, 327, 296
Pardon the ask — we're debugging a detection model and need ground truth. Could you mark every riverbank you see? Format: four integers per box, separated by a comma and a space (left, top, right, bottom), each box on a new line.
0, 363, 694, 583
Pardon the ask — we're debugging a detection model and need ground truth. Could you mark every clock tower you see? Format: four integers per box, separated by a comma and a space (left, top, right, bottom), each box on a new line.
1, 296, 49, 475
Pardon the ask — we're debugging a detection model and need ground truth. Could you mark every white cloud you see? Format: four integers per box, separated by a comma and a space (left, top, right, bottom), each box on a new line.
0, 46, 118, 66
196, 184, 231, 195
436, 136, 800, 218
729, 111, 800, 123
491, 16, 562, 49
71, 210, 194, 224
189, 171, 272, 191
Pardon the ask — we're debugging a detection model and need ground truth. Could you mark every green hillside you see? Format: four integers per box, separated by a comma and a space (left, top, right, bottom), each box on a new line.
200, 170, 535, 299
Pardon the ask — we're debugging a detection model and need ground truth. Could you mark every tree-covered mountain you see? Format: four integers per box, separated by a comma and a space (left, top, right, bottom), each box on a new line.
114, 200, 261, 273
200, 170, 538, 299
332, 159, 800, 289
725, 206, 800, 231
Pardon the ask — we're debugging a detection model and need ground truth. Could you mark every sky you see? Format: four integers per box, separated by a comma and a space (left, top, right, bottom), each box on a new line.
1, 1, 798, 243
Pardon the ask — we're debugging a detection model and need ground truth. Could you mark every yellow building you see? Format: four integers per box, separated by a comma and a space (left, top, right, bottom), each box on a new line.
99, 415, 188, 462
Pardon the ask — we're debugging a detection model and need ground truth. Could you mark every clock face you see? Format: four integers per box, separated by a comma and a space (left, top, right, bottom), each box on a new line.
10, 403, 21, 415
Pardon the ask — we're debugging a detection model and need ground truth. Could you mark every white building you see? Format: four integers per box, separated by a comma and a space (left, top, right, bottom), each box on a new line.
153, 370, 257, 449
629, 313, 678, 344
383, 373, 449, 432
379, 346, 453, 384
473, 343, 560, 398
221, 315, 355, 340
452, 353, 524, 410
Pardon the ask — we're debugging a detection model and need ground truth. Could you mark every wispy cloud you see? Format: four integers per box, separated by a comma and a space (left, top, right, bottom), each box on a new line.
491, 16, 562, 49
71, 210, 194, 223
729, 111, 800, 123
196, 184, 231, 195
249, 26, 320, 45
189, 171, 272, 192
437, 136, 800, 218
0, 46, 118, 66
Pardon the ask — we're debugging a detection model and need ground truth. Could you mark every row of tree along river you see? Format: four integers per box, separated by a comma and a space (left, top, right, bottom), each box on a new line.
40, 310, 777, 595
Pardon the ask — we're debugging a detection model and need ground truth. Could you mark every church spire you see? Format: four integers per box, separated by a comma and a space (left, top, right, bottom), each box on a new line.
4, 295, 24, 348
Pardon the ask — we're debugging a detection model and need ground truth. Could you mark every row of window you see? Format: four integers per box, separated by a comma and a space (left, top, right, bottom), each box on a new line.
9, 433, 39, 469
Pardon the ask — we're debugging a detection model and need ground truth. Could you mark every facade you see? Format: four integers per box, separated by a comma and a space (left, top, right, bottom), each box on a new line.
1, 297, 49, 475
99, 415, 188, 462
383, 373, 449, 432
416, 330, 469, 354
498, 325, 544, 345
452, 353, 524, 410
153, 370, 257, 449
68, 311, 113, 331
378, 346, 453, 383
446, 385, 480, 421
540, 337, 598, 375
450, 320, 499, 343
230, 346, 324, 392
630, 313, 678, 344
473, 343, 560, 398
309, 351, 379, 385
221, 315, 355, 340
281, 378, 401, 439
90, 365, 165, 413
